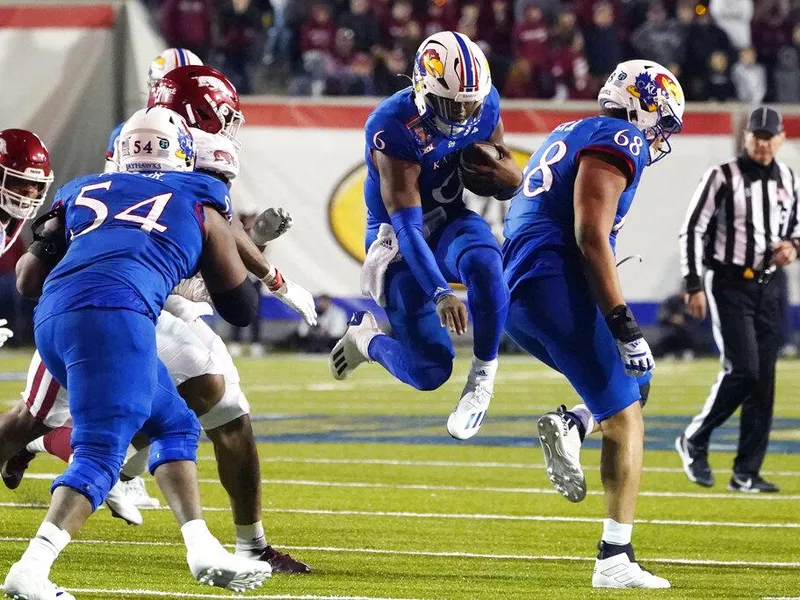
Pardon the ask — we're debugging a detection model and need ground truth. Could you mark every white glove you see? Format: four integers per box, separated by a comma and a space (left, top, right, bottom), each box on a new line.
615, 337, 655, 377
266, 274, 317, 326
171, 276, 212, 304
0, 319, 13, 349
251, 208, 293, 245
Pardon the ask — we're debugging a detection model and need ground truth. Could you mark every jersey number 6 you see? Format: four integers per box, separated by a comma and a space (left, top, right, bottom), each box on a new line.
72, 181, 173, 239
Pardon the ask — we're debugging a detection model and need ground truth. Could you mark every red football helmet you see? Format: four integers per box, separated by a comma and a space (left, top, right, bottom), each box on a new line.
0, 128, 53, 254
147, 65, 245, 148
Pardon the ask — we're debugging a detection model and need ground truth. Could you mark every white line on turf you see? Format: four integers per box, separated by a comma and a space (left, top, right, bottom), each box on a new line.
207, 456, 800, 478
0, 503, 797, 529
18, 473, 800, 501
65, 590, 427, 600
0, 537, 797, 569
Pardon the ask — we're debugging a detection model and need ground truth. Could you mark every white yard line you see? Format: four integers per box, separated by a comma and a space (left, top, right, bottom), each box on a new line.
43, 589, 426, 600
18, 473, 800, 501
0, 503, 796, 529
0, 537, 797, 569
235, 456, 800, 478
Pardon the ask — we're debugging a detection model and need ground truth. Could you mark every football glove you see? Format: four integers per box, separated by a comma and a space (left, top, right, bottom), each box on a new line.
251, 207, 293, 245
271, 277, 317, 326
171, 276, 212, 304
605, 305, 654, 377
0, 319, 13, 349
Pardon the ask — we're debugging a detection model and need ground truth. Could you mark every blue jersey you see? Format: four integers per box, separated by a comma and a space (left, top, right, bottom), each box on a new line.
35, 171, 231, 323
106, 122, 124, 160
363, 86, 501, 231
502, 116, 649, 291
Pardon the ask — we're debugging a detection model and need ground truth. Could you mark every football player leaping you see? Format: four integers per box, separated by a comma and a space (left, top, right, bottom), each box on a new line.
0, 64, 315, 573
329, 31, 522, 440
0, 129, 54, 349
502, 60, 684, 588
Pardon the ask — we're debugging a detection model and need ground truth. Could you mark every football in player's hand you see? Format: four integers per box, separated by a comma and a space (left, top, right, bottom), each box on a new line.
460, 142, 504, 197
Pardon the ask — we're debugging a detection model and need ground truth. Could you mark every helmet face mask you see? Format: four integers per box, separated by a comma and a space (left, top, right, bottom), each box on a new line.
599, 60, 685, 165
413, 32, 492, 141
0, 129, 53, 222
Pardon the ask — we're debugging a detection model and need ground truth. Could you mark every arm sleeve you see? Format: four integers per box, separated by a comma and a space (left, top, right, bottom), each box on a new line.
365, 112, 421, 164
197, 176, 233, 222
679, 167, 725, 290
390, 206, 452, 303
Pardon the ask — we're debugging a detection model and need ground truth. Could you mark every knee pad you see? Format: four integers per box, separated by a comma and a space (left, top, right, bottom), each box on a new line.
148, 429, 200, 474
52, 446, 122, 511
198, 382, 251, 431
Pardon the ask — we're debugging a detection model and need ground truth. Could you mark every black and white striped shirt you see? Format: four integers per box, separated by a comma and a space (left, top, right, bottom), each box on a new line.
679, 154, 800, 290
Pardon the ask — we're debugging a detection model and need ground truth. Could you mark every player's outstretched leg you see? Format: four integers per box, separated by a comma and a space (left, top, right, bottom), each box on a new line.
537, 405, 590, 503
329, 311, 383, 380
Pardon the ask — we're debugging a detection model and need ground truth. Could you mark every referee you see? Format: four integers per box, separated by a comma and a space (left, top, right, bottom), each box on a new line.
676, 107, 800, 493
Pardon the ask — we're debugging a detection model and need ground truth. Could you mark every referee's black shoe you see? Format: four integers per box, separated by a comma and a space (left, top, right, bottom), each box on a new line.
727, 474, 780, 493
674, 434, 714, 487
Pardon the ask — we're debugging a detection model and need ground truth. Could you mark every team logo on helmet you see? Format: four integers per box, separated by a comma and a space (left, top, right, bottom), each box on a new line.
655, 72, 682, 104
421, 48, 445, 79
175, 123, 193, 162
626, 72, 661, 112
0, 139, 5, 155
196, 75, 227, 92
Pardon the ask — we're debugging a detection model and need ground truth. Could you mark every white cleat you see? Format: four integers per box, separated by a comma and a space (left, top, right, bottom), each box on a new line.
2, 562, 75, 600
187, 545, 272, 593
537, 405, 586, 503
593, 550, 670, 588
118, 476, 161, 508
447, 359, 496, 440
329, 311, 381, 380
105, 479, 143, 526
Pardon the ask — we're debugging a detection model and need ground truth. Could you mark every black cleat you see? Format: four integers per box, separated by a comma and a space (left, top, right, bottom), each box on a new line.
727, 475, 780, 493
1, 448, 36, 490
674, 434, 714, 487
257, 546, 311, 574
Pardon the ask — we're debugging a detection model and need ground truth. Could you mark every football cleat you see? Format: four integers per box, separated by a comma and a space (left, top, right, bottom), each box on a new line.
2, 561, 76, 600
329, 311, 380, 380
447, 380, 493, 441
1, 449, 36, 490
592, 542, 670, 589
105, 479, 143, 526
537, 406, 586, 502
187, 544, 271, 592
727, 474, 779, 493
118, 476, 161, 508
254, 546, 311, 574
674, 434, 714, 487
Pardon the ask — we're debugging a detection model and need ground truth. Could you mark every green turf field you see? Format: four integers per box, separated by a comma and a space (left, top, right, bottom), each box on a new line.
0, 351, 798, 599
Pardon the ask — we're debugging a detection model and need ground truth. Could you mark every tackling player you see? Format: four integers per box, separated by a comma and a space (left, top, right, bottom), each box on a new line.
1, 65, 314, 573
502, 60, 684, 588
329, 32, 521, 440
3, 107, 272, 599
0, 129, 53, 349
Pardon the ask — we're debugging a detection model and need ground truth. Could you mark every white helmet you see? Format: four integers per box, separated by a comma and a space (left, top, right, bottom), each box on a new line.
118, 107, 195, 173
147, 48, 203, 88
598, 60, 684, 164
193, 128, 240, 181
412, 31, 492, 140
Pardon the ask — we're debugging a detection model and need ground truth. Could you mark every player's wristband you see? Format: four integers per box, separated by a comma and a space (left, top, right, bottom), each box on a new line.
494, 179, 524, 201
261, 264, 285, 292
605, 305, 643, 343
683, 274, 702, 294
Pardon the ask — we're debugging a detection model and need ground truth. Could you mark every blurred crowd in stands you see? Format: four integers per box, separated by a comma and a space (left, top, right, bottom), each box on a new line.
149, 0, 800, 102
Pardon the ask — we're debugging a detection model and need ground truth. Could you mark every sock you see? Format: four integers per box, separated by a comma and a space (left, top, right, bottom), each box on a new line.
42, 427, 74, 464
601, 518, 633, 546
120, 446, 151, 480
25, 436, 47, 454
235, 521, 267, 556
181, 519, 218, 550
567, 404, 596, 441
470, 356, 498, 382
19, 522, 71, 573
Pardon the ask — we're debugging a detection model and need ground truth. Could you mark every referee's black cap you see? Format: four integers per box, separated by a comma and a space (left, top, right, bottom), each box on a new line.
746, 107, 783, 137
